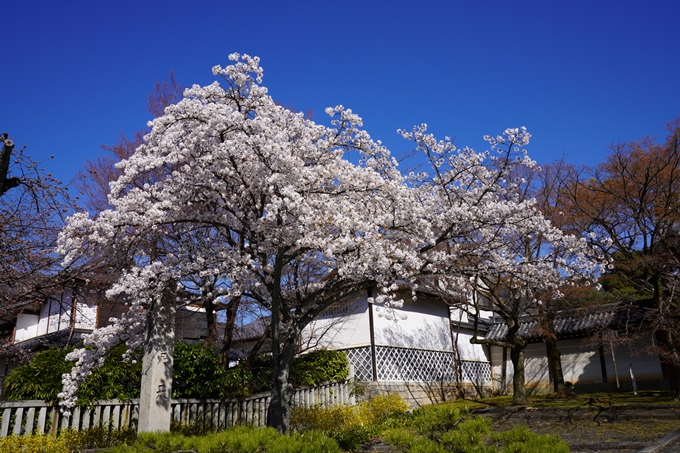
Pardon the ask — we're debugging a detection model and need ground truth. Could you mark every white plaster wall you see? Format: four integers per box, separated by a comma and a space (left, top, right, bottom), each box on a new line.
493, 341, 597, 390
453, 330, 490, 361
75, 302, 97, 329
489, 345, 509, 390
524, 343, 550, 388
603, 338, 664, 383
556, 339, 602, 385
490, 337, 664, 391
301, 292, 371, 351
47, 298, 68, 333
450, 308, 494, 324
37, 301, 50, 336
14, 314, 39, 342
373, 296, 452, 351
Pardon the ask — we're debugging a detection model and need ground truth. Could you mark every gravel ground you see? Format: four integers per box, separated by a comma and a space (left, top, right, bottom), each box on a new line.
482, 406, 680, 452
491, 417, 679, 452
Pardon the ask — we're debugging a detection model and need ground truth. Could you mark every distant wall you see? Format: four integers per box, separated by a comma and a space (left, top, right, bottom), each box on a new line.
490, 336, 667, 395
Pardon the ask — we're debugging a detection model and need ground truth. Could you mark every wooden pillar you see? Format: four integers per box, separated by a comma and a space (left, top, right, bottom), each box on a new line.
367, 288, 378, 382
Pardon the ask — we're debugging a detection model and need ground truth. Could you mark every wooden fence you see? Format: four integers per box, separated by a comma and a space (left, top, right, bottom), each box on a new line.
0, 379, 355, 437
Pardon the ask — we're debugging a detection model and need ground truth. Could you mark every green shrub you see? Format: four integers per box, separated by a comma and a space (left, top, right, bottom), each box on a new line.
222, 366, 254, 397
291, 349, 349, 386
105, 426, 341, 453
410, 402, 470, 438
172, 341, 226, 399
383, 429, 448, 453
3, 344, 350, 403
235, 349, 350, 395
77, 344, 143, 405
0, 434, 69, 453
3, 345, 142, 404
60, 426, 137, 450
291, 394, 409, 451
382, 403, 569, 453
2, 348, 72, 402
438, 417, 493, 453
491, 424, 570, 453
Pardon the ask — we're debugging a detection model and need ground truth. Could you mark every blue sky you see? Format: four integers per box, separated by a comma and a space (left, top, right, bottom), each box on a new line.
3, 0, 679, 191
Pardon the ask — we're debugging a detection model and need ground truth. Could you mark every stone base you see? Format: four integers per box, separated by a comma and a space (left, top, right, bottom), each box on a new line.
358, 381, 493, 407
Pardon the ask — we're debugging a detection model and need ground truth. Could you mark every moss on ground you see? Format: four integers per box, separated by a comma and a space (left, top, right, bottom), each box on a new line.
469, 390, 680, 409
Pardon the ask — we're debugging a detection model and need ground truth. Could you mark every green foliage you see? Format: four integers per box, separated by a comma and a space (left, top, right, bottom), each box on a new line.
438, 417, 493, 453
105, 426, 341, 453
491, 424, 570, 453
409, 402, 470, 439
0, 434, 70, 453
291, 349, 349, 386
381, 402, 569, 453
2, 348, 72, 402
172, 341, 226, 399
77, 344, 143, 405
222, 366, 254, 398
3, 345, 143, 404
291, 394, 409, 451
60, 426, 137, 450
3, 344, 350, 404
238, 349, 350, 395
382, 429, 448, 453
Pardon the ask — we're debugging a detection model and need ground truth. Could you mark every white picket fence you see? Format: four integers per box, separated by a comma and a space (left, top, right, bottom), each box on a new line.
0, 380, 355, 437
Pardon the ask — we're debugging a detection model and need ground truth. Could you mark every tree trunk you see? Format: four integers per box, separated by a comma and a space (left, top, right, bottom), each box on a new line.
510, 345, 528, 405
204, 297, 217, 349
660, 330, 680, 400
545, 336, 565, 394
542, 310, 565, 394
220, 296, 241, 368
0, 138, 21, 197
266, 332, 298, 434
245, 324, 271, 370
671, 364, 680, 401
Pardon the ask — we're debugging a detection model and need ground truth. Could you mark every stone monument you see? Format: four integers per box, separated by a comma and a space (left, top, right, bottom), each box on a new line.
137, 284, 176, 432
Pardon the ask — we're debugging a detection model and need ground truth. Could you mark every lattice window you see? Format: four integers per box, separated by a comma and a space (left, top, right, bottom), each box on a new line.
375, 346, 457, 382
341, 346, 492, 384
460, 360, 492, 384
322, 298, 355, 317
344, 347, 373, 382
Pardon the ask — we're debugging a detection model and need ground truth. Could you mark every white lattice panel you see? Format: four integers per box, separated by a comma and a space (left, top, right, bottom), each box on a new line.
375, 346, 457, 382
344, 347, 373, 381
341, 347, 492, 384
460, 360, 492, 383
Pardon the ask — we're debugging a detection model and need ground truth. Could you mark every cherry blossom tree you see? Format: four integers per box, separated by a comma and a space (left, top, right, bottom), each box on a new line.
58, 54, 422, 432
402, 126, 606, 404
57, 54, 605, 429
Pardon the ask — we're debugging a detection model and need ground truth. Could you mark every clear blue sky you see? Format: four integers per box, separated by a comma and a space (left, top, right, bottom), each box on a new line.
3, 0, 679, 189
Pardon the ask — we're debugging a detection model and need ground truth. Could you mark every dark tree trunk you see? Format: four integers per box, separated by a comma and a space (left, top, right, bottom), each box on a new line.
660, 330, 680, 400
245, 323, 271, 369
671, 364, 680, 401
266, 333, 298, 434
545, 336, 565, 393
542, 309, 565, 394
510, 345, 528, 405
0, 138, 21, 198
204, 298, 217, 349
220, 296, 241, 368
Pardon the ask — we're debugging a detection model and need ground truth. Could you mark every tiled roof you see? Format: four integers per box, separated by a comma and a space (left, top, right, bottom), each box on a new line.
0, 329, 92, 357
485, 303, 647, 342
